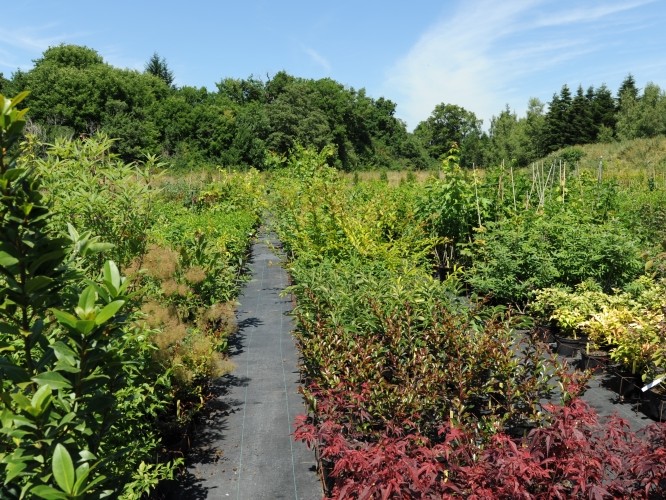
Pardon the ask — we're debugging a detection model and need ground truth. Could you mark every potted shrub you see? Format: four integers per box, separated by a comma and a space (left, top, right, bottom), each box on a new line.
531, 282, 608, 357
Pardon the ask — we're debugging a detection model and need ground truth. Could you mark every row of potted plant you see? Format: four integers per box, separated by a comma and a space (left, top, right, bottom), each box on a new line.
531, 276, 666, 420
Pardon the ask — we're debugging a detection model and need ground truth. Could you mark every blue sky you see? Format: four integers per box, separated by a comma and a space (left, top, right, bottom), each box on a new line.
1, 0, 664, 130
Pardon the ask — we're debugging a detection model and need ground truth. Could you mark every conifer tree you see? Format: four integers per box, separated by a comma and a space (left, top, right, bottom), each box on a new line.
544, 85, 574, 152
145, 51, 175, 87
571, 85, 595, 144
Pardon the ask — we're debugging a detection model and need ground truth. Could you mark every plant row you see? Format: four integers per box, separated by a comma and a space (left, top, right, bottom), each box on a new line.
0, 93, 262, 497
270, 146, 666, 498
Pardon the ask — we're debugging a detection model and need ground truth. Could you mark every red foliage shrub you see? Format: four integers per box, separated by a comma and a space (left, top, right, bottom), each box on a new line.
295, 398, 666, 499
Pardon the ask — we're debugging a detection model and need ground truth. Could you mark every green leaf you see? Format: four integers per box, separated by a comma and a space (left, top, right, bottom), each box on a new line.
10, 392, 32, 412
78, 450, 97, 462
77, 473, 108, 495
0, 322, 19, 335
77, 286, 98, 318
51, 341, 77, 366
0, 250, 18, 267
59, 412, 76, 426
67, 223, 80, 242
94, 300, 124, 325
103, 261, 121, 294
51, 309, 78, 329
5, 460, 27, 484
0, 408, 14, 427
0, 357, 30, 383
32, 371, 72, 390
72, 462, 91, 494
74, 320, 96, 335
31, 384, 52, 413
0, 341, 16, 353
30, 485, 69, 500
28, 249, 68, 275
52, 443, 75, 494
87, 242, 114, 254
10, 91, 30, 108
22, 202, 34, 216
26, 276, 54, 293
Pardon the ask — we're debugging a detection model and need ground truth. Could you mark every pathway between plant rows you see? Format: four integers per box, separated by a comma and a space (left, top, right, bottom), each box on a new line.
171, 226, 322, 499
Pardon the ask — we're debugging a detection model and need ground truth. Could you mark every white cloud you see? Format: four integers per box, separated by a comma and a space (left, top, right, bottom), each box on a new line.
383, 0, 657, 130
0, 24, 91, 71
0, 27, 56, 52
384, 0, 540, 129
304, 47, 332, 73
533, 0, 655, 27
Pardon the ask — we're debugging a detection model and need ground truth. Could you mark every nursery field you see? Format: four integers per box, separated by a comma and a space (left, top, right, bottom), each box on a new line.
2, 92, 666, 498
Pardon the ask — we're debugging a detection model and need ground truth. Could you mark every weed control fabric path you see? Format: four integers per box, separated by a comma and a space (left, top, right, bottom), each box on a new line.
179, 229, 322, 499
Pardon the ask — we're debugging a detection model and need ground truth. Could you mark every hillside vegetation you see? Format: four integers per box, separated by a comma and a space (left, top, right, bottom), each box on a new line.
548, 136, 666, 188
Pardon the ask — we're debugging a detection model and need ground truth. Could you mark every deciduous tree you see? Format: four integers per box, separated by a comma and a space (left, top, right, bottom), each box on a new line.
414, 103, 485, 167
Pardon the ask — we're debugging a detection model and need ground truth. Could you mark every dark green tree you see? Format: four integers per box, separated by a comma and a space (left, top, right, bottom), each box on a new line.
636, 82, 666, 137
231, 101, 270, 167
488, 106, 520, 166
19, 46, 169, 158
618, 82, 666, 140
590, 84, 616, 141
152, 87, 203, 157
570, 85, 595, 144
265, 70, 296, 103
2, 69, 27, 99
544, 85, 574, 151
145, 51, 174, 87
616, 77, 641, 141
265, 81, 332, 156
524, 97, 547, 160
11, 45, 431, 170
216, 76, 266, 105
617, 73, 639, 109
365, 97, 430, 169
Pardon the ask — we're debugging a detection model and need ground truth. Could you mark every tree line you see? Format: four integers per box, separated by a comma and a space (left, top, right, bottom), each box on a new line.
1, 44, 664, 169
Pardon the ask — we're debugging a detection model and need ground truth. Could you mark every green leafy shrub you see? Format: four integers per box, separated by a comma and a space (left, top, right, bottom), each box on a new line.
121, 167, 262, 441
28, 133, 160, 269
0, 92, 178, 498
531, 280, 622, 336
289, 255, 563, 442
414, 146, 491, 277
465, 210, 643, 304
269, 145, 435, 270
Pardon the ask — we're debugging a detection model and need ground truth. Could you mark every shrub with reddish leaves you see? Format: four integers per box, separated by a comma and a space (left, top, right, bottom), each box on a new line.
296, 399, 666, 499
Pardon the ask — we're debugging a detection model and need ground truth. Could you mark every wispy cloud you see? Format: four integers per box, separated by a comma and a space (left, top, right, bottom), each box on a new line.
533, 0, 655, 27
383, 0, 657, 130
304, 47, 331, 73
0, 27, 58, 52
0, 24, 90, 71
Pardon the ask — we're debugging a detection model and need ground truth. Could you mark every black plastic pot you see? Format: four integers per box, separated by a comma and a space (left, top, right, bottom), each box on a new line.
643, 387, 666, 422
554, 334, 588, 358
579, 350, 610, 371
602, 364, 641, 402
